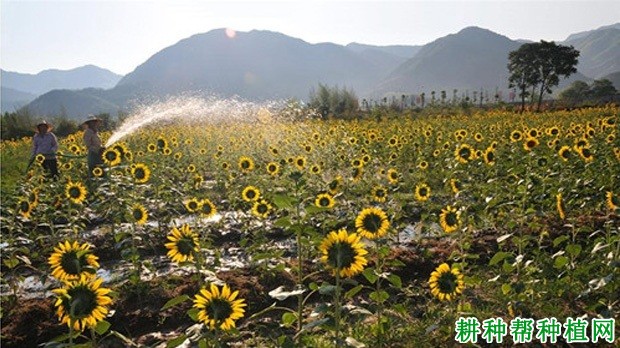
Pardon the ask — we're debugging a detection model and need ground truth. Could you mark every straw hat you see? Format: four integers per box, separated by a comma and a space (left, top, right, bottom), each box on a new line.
82, 115, 102, 126
35, 120, 53, 132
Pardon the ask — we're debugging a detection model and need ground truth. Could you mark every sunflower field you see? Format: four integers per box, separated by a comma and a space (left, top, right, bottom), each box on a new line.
1, 106, 619, 347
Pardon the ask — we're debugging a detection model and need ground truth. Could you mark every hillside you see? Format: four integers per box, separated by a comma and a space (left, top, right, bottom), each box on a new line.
563, 27, 620, 79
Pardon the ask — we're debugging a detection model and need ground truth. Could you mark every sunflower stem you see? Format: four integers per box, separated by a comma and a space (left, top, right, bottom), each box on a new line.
334, 250, 342, 345
375, 244, 384, 348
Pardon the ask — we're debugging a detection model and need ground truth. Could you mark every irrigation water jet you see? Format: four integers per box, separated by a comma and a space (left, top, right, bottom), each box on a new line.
105, 95, 285, 147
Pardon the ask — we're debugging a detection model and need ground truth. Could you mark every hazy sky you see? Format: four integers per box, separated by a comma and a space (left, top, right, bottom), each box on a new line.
2, 0, 619, 75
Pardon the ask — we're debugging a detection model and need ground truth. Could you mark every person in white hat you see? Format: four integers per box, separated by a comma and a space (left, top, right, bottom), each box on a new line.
31, 120, 59, 179
82, 115, 104, 177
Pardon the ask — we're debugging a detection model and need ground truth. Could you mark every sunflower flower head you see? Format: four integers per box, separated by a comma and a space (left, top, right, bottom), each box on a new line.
165, 224, 200, 264
193, 283, 246, 331
428, 263, 465, 301
320, 229, 368, 278
65, 181, 87, 204
48, 241, 100, 282
355, 207, 390, 239
53, 275, 112, 332
439, 205, 461, 233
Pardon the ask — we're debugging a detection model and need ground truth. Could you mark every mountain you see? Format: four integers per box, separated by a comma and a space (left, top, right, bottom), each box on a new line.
373, 27, 522, 96
1, 87, 37, 113
564, 23, 620, 42
25, 88, 121, 119
562, 26, 620, 79
345, 43, 422, 59
601, 71, 620, 89
115, 29, 387, 100
1, 65, 122, 96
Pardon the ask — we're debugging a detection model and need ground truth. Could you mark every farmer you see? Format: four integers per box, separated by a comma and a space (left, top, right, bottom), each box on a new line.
82, 115, 104, 177
31, 120, 59, 180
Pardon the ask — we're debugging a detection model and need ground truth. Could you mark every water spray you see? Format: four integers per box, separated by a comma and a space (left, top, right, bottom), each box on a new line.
105, 95, 285, 147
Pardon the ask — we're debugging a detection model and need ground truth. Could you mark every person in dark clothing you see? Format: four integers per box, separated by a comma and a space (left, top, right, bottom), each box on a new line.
31, 120, 59, 180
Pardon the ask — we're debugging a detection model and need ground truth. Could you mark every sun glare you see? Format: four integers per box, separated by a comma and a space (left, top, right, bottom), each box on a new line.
225, 28, 236, 39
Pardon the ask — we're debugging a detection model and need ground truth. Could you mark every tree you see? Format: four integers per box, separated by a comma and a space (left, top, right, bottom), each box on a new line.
590, 79, 617, 99
559, 80, 590, 106
533, 41, 580, 111
508, 43, 539, 112
308, 84, 358, 119
508, 41, 580, 112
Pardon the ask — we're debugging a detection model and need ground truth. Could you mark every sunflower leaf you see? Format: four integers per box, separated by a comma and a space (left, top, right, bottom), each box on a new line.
162, 294, 191, 310
344, 285, 363, 299
167, 334, 188, 348
489, 251, 511, 266
94, 320, 111, 335
362, 268, 378, 284
272, 194, 296, 209
187, 307, 200, 321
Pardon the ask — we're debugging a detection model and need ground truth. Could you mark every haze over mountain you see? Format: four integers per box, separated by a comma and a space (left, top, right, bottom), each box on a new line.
562, 26, 620, 79
1, 65, 122, 113
14, 23, 619, 119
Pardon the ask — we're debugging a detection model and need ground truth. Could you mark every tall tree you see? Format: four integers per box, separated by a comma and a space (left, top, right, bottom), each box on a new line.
590, 79, 617, 99
533, 41, 580, 111
508, 41, 580, 112
507, 43, 539, 112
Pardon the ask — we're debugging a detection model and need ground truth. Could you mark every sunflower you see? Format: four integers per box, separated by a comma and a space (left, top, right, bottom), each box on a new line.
53, 275, 112, 332
315, 193, 335, 209
17, 199, 32, 219
414, 183, 431, 202
294, 156, 306, 170
577, 146, 594, 163
201, 199, 217, 218
371, 185, 388, 203
352, 167, 364, 182
351, 159, 363, 168
102, 148, 121, 166
386, 168, 399, 184
355, 207, 390, 239
455, 144, 474, 163
65, 181, 87, 204
62, 162, 72, 171
523, 137, 539, 151
162, 147, 172, 156
606, 191, 619, 211
165, 224, 200, 264
193, 283, 247, 331
184, 198, 203, 213
483, 148, 495, 165
237, 156, 254, 173
187, 164, 196, 173
439, 205, 460, 233
241, 186, 261, 202
418, 160, 429, 170
510, 130, 523, 142
35, 153, 45, 164
328, 176, 343, 195
319, 229, 368, 278
310, 164, 321, 175
428, 263, 464, 301
450, 178, 461, 195
558, 146, 571, 161
48, 241, 100, 281
556, 193, 566, 220
131, 163, 151, 183
252, 199, 272, 219
266, 162, 280, 176
130, 204, 148, 225
147, 143, 157, 152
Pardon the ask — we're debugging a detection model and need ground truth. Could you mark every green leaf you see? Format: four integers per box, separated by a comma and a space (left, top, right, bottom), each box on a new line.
387, 274, 402, 288
162, 295, 190, 310
501, 283, 512, 295
566, 244, 582, 257
274, 217, 292, 227
362, 268, 378, 284
554, 256, 569, 269
272, 194, 296, 209
369, 290, 389, 303
319, 284, 337, 295
489, 251, 511, 266
302, 317, 330, 331
3, 258, 19, 269
309, 282, 319, 291
94, 320, 111, 335
187, 307, 200, 321
198, 339, 208, 348
344, 285, 363, 299
305, 205, 326, 214
281, 312, 297, 327
167, 334, 188, 348
553, 235, 569, 247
